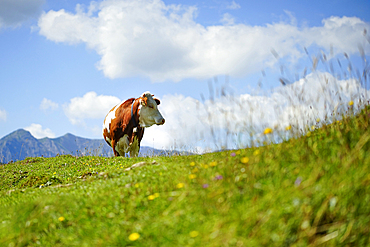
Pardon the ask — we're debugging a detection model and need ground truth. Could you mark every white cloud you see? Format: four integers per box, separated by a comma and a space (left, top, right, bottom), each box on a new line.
142, 94, 206, 150
227, 1, 241, 10
64, 91, 121, 125
220, 13, 235, 25
40, 98, 59, 111
309, 16, 369, 54
0, 108, 7, 121
25, 123, 56, 139
38, 0, 370, 82
0, 0, 45, 28
141, 72, 369, 151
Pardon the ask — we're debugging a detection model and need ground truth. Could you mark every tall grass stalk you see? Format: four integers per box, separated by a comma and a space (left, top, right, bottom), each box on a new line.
196, 43, 369, 152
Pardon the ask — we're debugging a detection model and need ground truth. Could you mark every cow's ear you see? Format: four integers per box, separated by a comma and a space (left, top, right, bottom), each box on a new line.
141, 97, 148, 106
154, 98, 160, 105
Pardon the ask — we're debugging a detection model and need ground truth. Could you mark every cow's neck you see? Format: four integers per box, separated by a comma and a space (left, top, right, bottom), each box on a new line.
131, 99, 141, 133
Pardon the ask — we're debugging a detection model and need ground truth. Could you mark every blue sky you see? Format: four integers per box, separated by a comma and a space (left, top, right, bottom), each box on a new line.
0, 0, 369, 151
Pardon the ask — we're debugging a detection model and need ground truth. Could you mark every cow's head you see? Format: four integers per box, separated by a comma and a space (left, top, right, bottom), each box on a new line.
138, 92, 165, 127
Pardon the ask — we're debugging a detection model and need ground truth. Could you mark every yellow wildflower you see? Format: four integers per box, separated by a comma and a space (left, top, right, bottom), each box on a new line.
209, 161, 217, 167
286, 125, 292, 131
148, 195, 156, 200
241, 157, 249, 164
190, 162, 195, 166
58, 216, 65, 222
177, 183, 184, 189
253, 150, 260, 156
349, 100, 354, 106
263, 128, 273, 134
189, 174, 197, 179
190, 231, 199, 238
128, 233, 140, 241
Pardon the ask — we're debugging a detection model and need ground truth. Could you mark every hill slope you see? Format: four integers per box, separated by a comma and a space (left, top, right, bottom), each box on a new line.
0, 108, 369, 246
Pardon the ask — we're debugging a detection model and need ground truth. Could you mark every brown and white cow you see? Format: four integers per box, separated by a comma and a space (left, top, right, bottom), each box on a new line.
103, 92, 165, 157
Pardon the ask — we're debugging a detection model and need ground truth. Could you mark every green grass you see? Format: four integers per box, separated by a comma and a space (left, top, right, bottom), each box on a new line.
1, 107, 370, 246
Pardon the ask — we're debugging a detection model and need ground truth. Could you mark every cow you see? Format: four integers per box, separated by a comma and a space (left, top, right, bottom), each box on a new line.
103, 92, 165, 157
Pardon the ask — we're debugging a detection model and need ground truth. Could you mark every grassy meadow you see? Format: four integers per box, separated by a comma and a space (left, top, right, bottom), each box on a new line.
0, 103, 369, 246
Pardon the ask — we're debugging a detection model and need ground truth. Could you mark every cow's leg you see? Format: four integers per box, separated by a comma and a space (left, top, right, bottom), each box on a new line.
111, 140, 119, 157
116, 135, 130, 156
129, 136, 140, 157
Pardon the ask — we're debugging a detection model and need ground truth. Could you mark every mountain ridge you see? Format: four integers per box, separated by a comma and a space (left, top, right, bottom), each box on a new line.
0, 129, 173, 164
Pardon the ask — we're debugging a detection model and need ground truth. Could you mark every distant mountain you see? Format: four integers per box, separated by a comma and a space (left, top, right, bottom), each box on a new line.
0, 129, 181, 164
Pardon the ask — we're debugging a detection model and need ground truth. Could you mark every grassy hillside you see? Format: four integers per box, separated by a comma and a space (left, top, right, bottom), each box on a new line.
0, 107, 369, 246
